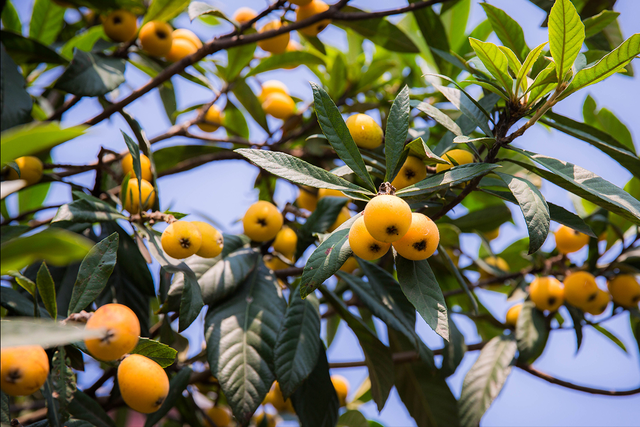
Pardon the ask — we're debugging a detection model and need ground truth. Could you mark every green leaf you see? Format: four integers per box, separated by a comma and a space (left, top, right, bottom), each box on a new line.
225, 42, 256, 82
500, 46, 523, 75
1, 30, 68, 65
1, 47, 33, 132
516, 42, 548, 96
159, 83, 177, 125
458, 335, 517, 427
410, 2, 451, 75
1, 391, 9, 426
562, 34, 640, 98
480, 3, 529, 61
60, 25, 110, 61
246, 51, 326, 77
405, 137, 449, 165
469, 38, 514, 95
143, 0, 190, 24
290, 344, 340, 427
385, 86, 411, 182
52, 347, 75, 421
1, 228, 93, 275
52, 197, 127, 224
1, 122, 85, 166
187, 1, 234, 25
68, 389, 116, 427
311, 83, 376, 193
548, 202, 595, 237
583, 10, 620, 39
231, 79, 269, 133
1, 0, 21, 34
122, 131, 143, 203
29, 0, 65, 46
54, 50, 126, 97
414, 102, 462, 136
433, 83, 493, 136
8, 270, 36, 297
338, 410, 369, 427
590, 323, 627, 353
322, 288, 394, 411
629, 311, 640, 363
441, 315, 466, 377
1, 287, 45, 317
395, 256, 448, 341
0, 319, 104, 349
205, 263, 286, 425
328, 53, 348, 99
235, 149, 372, 195
130, 337, 177, 368
396, 163, 500, 198
274, 292, 321, 399
296, 197, 348, 256
548, 0, 585, 80
37, 262, 57, 319
515, 302, 549, 363
439, 245, 478, 315
509, 148, 640, 226
68, 233, 119, 315
566, 304, 584, 352
496, 172, 549, 254
144, 367, 192, 427
299, 215, 358, 299
224, 101, 249, 139
526, 62, 558, 102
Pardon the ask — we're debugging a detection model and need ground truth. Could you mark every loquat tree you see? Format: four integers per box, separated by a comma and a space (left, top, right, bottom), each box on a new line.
1, 0, 640, 426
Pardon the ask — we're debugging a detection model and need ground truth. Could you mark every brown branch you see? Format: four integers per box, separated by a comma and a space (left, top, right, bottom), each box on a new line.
332, 0, 454, 20
0, 204, 62, 226
47, 95, 81, 121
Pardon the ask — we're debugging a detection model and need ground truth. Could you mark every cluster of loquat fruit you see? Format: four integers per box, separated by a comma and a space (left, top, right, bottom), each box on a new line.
1, 304, 169, 414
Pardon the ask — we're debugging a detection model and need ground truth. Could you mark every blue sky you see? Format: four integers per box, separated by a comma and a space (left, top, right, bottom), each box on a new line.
7, 0, 640, 425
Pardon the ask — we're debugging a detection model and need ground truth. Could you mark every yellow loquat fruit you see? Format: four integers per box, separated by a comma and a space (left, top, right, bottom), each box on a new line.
118, 354, 169, 413
339, 256, 359, 274
435, 149, 474, 173
233, 7, 258, 24
318, 188, 348, 199
348, 216, 391, 261
607, 275, 640, 308
84, 303, 141, 361
584, 289, 611, 315
266, 381, 295, 413
161, 221, 203, 259
328, 207, 351, 232
391, 156, 427, 190
272, 226, 298, 257
257, 20, 290, 54
197, 105, 224, 132
505, 304, 522, 327
529, 276, 564, 312
331, 375, 349, 407
258, 80, 289, 103
173, 28, 203, 49
205, 406, 232, 427
103, 10, 138, 42
253, 411, 277, 427
297, 187, 318, 212
122, 178, 156, 213
165, 37, 198, 62
484, 227, 500, 241
554, 225, 590, 254
0, 346, 49, 396
121, 152, 153, 181
363, 195, 412, 243
392, 213, 439, 260
192, 221, 224, 258
139, 21, 173, 57
243, 201, 284, 242
479, 256, 509, 280
6, 156, 43, 186
296, 0, 331, 37
563, 271, 599, 309
345, 114, 383, 149
262, 93, 296, 120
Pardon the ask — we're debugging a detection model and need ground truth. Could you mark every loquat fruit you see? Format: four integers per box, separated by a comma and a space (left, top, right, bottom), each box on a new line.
257, 20, 290, 54
192, 221, 224, 258
243, 201, 284, 242
139, 21, 173, 57
103, 10, 138, 42
363, 195, 412, 243
266, 381, 294, 413
607, 275, 640, 308
205, 406, 232, 427
391, 156, 427, 190
484, 227, 500, 241
165, 37, 198, 62
272, 226, 298, 257
563, 271, 599, 309
6, 156, 43, 186
505, 304, 522, 327
296, 0, 331, 37
122, 178, 156, 213
258, 80, 289, 103
554, 225, 589, 254
331, 375, 349, 407
318, 188, 348, 199
584, 289, 610, 315
197, 105, 224, 132
348, 216, 391, 261
233, 7, 257, 24
173, 28, 203, 49
435, 149, 474, 173
262, 93, 296, 120
328, 207, 351, 232
161, 221, 203, 259
0, 346, 49, 396
345, 114, 383, 149
118, 354, 169, 413
392, 213, 440, 260
339, 256, 359, 274
265, 254, 294, 271
121, 152, 153, 181
297, 187, 318, 212
529, 276, 564, 312
479, 256, 509, 280
84, 303, 141, 361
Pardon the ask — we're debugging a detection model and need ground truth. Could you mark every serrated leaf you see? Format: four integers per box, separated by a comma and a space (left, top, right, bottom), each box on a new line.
469, 38, 514, 95
37, 262, 57, 319
68, 233, 118, 315
441, 315, 466, 377
29, 0, 65, 45
405, 137, 449, 165
296, 197, 348, 256
583, 10, 620, 39
395, 256, 448, 341
385, 86, 411, 182
458, 335, 517, 427
130, 337, 177, 368
246, 51, 325, 77
205, 264, 286, 425
68, 389, 116, 427
414, 102, 462, 136
54, 50, 126, 97
52, 347, 75, 421
526, 62, 557, 102
396, 163, 500, 197
274, 293, 321, 399
1, 391, 9, 426
548, 0, 585, 81
433, 83, 493, 136
311, 83, 376, 192
480, 3, 529, 61
515, 301, 549, 363
516, 42, 548, 96
8, 270, 36, 297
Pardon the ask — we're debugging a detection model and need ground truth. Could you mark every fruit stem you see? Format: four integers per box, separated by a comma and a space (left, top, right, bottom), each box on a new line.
378, 182, 396, 196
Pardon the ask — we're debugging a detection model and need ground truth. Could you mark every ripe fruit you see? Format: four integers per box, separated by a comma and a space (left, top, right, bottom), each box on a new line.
266, 382, 294, 412
265, 254, 294, 271
233, 7, 257, 24
161, 221, 203, 259
253, 411, 276, 427
296, 0, 331, 37
328, 207, 351, 232
348, 216, 391, 261
340, 256, 359, 274
391, 156, 427, 190
121, 152, 153, 181
484, 227, 500, 241
173, 29, 203, 49
139, 21, 173, 57
289, 0, 312, 5
243, 201, 284, 242
479, 256, 509, 280
272, 226, 298, 257
0, 346, 49, 396
122, 178, 156, 213
554, 225, 589, 254
331, 375, 349, 407
205, 406, 232, 427
363, 195, 412, 243
258, 80, 289, 103
436, 149, 474, 173
318, 188, 348, 199
262, 93, 295, 120
103, 10, 138, 42
257, 20, 290, 54
85, 303, 141, 361
7, 156, 43, 186
392, 213, 439, 260
529, 276, 564, 312
505, 304, 522, 327
584, 289, 610, 315
297, 187, 317, 212
607, 275, 640, 308
166, 37, 197, 62
563, 271, 599, 308
345, 114, 383, 149
192, 221, 224, 258
197, 105, 224, 132
118, 354, 169, 413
